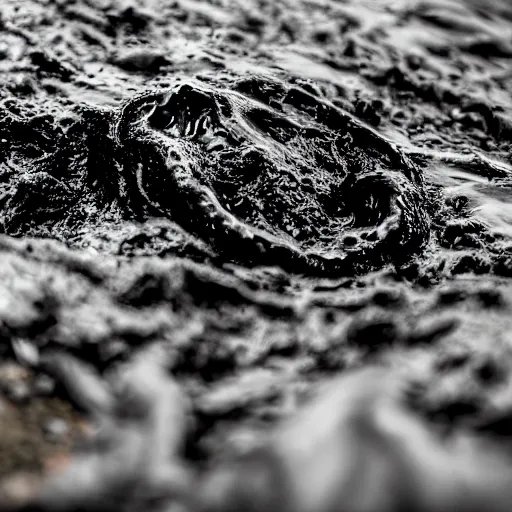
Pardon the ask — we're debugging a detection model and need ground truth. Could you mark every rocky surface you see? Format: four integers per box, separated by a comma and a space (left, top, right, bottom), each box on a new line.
1, 0, 512, 510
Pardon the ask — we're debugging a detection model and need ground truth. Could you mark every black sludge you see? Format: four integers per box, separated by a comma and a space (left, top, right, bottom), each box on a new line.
111, 78, 430, 275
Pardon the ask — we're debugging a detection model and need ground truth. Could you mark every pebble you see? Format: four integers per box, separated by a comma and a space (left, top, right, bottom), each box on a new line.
33, 374, 56, 396
42, 418, 70, 443
3, 380, 31, 405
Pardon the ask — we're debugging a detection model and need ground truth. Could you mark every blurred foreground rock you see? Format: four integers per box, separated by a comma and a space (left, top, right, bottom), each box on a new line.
3, 359, 512, 512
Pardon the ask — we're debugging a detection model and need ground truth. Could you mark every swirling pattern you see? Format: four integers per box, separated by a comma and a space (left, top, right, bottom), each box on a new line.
111, 77, 430, 275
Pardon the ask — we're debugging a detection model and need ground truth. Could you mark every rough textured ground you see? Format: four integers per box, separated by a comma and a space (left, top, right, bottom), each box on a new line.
2, 0, 512, 510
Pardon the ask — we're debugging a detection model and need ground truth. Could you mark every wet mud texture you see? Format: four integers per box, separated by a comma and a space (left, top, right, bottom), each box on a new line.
2, 0, 512, 510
